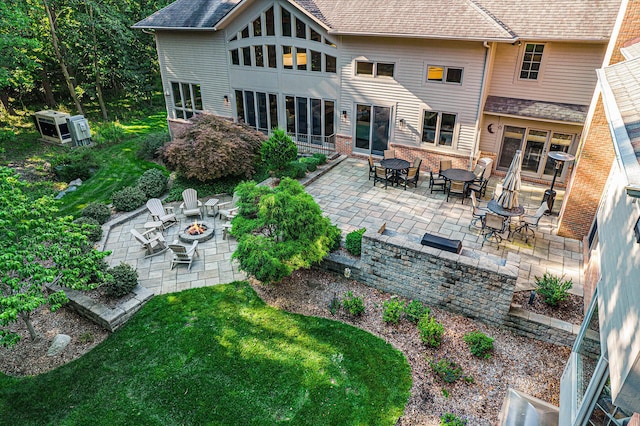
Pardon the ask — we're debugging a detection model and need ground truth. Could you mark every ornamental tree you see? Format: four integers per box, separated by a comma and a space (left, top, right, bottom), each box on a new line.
163, 113, 265, 182
231, 178, 341, 284
0, 167, 111, 346
261, 128, 298, 175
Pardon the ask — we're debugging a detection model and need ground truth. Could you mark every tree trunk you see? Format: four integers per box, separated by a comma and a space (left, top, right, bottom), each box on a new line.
42, 0, 85, 116
0, 90, 17, 115
41, 70, 56, 107
88, 5, 107, 120
18, 312, 38, 341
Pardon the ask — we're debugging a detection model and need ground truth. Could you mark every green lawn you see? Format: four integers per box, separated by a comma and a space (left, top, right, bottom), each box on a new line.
0, 282, 412, 425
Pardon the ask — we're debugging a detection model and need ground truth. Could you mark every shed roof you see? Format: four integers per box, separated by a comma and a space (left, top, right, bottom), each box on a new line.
484, 96, 588, 124
133, 0, 621, 42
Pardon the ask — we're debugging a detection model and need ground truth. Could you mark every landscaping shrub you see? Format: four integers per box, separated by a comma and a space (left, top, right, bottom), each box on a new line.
312, 153, 327, 165
463, 331, 494, 359
93, 121, 127, 145
535, 272, 573, 306
111, 186, 146, 212
382, 298, 405, 324
429, 358, 465, 383
299, 156, 321, 172
440, 413, 468, 426
261, 128, 298, 174
278, 160, 307, 179
328, 293, 341, 315
342, 291, 365, 316
51, 148, 98, 182
418, 315, 444, 347
103, 262, 138, 298
404, 300, 429, 323
136, 168, 167, 198
345, 227, 366, 256
164, 113, 264, 181
81, 202, 111, 224
137, 131, 170, 160
73, 216, 103, 242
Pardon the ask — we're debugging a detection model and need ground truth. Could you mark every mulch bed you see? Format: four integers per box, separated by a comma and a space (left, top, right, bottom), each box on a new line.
511, 291, 584, 325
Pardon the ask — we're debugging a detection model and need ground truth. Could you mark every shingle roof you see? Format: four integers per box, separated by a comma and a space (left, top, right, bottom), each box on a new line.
134, 0, 621, 42
621, 39, 640, 60
484, 96, 588, 124
133, 0, 241, 29
599, 57, 640, 192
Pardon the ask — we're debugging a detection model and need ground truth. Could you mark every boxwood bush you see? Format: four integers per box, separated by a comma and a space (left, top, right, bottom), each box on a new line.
81, 202, 111, 224
463, 331, 494, 359
418, 314, 444, 348
137, 168, 167, 198
103, 262, 138, 298
112, 186, 147, 212
312, 153, 327, 164
136, 131, 170, 160
300, 156, 321, 172
345, 228, 366, 256
73, 216, 103, 242
278, 160, 307, 179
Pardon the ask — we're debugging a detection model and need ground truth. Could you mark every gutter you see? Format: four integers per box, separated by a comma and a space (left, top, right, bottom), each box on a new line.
470, 41, 492, 168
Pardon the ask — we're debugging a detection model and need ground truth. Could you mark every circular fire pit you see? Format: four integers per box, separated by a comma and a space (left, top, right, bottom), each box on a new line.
178, 221, 215, 243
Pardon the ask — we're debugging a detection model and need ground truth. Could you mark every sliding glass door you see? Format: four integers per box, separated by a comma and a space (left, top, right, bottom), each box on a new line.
354, 104, 391, 156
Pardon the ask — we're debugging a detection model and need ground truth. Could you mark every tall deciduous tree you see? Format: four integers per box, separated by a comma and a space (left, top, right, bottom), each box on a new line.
231, 178, 341, 284
0, 167, 111, 346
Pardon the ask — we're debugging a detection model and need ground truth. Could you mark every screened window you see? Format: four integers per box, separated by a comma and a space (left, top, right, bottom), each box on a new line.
427, 65, 463, 84
171, 82, 203, 120
520, 43, 544, 80
377, 63, 395, 77
421, 110, 456, 147
356, 61, 374, 76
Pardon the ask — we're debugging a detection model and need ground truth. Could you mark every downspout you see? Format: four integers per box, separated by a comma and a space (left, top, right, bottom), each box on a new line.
470, 41, 491, 169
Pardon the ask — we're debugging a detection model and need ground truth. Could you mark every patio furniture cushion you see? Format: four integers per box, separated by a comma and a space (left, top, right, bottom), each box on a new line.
421, 232, 462, 254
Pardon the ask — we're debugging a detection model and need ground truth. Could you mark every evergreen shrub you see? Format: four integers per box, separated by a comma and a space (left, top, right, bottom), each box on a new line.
345, 228, 366, 256
73, 217, 103, 242
111, 186, 146, 212
137, 131, 170, 160
418, 315, 444, 347
103, 262, 138, 298
137, 169, 167, 198
81, 202, 111, 224
463, 331, 494, 359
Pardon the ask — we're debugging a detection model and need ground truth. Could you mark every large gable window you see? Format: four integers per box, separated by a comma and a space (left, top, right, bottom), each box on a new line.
171, 82, 202, 120
520, 43, 544, 80
421, 110, 456, 147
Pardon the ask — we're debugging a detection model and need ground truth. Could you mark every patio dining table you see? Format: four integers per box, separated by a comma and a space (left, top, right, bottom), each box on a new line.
380, 158, 410, 186
487, 199, 525, 239
440, 168, 476, 183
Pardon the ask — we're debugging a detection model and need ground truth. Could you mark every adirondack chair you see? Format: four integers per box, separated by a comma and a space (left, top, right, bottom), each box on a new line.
168, 241, 199, 270
131, 228, 167, 258
146, 198, 178, 229
218, 192, 240, 221
180, 188, 202, 219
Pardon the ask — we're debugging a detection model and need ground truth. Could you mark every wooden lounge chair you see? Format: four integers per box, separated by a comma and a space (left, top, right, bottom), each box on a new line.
168, 241, 199, 270
180, 188, 202, 219
146, 198, 178, 230
131, 228, 167, 258
218, 192, 240, 221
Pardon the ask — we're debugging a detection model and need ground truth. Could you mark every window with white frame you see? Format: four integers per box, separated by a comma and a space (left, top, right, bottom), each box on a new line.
427, 65, 463, 84
520, 43, 544, 80
421, 111, 456, 147
355, 61, 395, 78
171, 82, 202, 120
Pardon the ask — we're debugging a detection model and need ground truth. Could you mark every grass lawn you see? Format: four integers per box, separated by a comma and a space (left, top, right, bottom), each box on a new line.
0, 282, 412, 425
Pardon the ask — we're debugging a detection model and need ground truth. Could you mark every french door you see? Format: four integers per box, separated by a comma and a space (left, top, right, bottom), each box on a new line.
498, 126, 574, 179
354, 104, 391, 156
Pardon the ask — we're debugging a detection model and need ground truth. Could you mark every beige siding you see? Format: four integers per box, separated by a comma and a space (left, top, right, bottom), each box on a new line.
488, 42, 606, 105
338, 37, 488, 154
156, 31, 233, 119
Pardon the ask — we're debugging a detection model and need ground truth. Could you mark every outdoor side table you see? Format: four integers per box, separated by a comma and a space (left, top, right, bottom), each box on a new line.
144, 220, 164, 232
205, 198, 220, 217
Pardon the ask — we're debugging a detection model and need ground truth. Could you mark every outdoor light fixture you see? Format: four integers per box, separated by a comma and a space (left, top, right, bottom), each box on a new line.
342, 110, 348, 121
164, 89, 171, 97
223, 95, 230, 106
399, 118, 406, 129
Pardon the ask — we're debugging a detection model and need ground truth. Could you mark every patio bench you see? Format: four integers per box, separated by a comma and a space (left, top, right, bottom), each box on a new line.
421, 232, 462, 254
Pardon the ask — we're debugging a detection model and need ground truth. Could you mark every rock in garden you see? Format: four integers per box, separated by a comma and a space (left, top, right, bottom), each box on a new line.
69, 178, 83, 187
47, 334, 71, 356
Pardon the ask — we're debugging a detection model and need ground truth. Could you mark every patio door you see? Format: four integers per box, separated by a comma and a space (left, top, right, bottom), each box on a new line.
354, 104, 391, 156
498, 126, 574, 180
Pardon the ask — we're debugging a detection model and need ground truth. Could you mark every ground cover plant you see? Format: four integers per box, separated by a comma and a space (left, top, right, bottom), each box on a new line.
0, 282, 412, 425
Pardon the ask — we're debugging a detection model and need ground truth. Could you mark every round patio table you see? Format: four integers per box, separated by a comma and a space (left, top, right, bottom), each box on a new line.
380, 158, 410, 186
487, 199, 525, 217
440, 168, 476, 183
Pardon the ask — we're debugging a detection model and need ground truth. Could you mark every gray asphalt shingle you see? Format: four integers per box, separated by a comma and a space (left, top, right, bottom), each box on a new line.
484, 96, 588, 124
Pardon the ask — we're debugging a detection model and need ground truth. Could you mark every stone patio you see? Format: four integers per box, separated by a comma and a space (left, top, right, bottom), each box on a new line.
101, 156, 582, 298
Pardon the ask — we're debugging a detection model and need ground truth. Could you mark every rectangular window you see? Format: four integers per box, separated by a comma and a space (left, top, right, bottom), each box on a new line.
267, 45, 277, 68
310, 50, 321, 72
296, 47, 307, 70
252, 17, 262, 37
242, 47, 251, 66
172, 82, 203, 120
377, 63, 395, 77
257, 92, 268, 132
325, 55, 336, 73
254, 45, 264, 67
235, 90, 244, 123
295, 17, 306, 38
230, 49, 240, 66
244, 91, 256, 127
265, 7, 275, 36
311, 98, 322, 140
356, 61, 374, 76
310, 28, 321, 42
324, 100, 334, 139
281, 8, 291, 37
241, 26, 249, 39
297, 97, 308, 139
269, 94, 278, 130
421, 110, 456, 147
286, 96, 295, 133
427, 65, 463, 84
282, 46, 293, 69
520, 43, 544, 80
